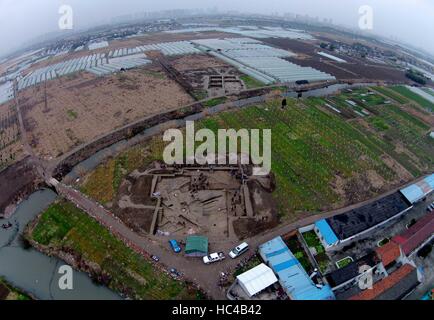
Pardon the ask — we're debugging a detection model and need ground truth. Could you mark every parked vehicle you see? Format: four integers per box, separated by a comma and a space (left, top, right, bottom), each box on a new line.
203, 252, 226, 264
1, 222, 12, 229
151, 255, 160, 262
169, 239, 181, 253
229, 242, 249, 259
169, 268, 182, 277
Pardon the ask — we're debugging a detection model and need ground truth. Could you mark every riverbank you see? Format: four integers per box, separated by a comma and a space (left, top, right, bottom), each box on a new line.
0, 277, 33, 300
0, 189, 120, 300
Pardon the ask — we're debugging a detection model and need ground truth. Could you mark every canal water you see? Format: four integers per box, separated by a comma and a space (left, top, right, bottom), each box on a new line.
0, 189, 120, 300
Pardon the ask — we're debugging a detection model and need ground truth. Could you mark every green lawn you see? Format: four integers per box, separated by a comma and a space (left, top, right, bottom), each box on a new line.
80, 137, 166, 204
303, 231, 324, 254
240, 75, 266, 89
302, 231, 330, 273
390, 86, 434, 112
372, 86, 409, 104
31, 201, 201, 300
203, 96, 227, 108
336, 257, 353, 269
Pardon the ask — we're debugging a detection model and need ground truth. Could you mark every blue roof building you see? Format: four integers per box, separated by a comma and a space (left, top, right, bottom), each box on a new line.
400, 173, 434, 204
258, 236, 335, 300
314, 219, 339, 248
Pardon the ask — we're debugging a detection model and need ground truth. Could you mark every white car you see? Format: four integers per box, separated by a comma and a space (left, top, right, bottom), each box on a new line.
203, 252, 226, 264
229, 242, 249, 259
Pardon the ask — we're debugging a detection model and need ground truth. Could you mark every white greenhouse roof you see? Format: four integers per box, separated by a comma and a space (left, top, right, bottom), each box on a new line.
236, 263, 278, 297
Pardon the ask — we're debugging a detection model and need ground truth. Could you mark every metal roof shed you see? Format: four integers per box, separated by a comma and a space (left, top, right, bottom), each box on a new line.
400, 173, 434, 204
314, 219, 339, 247
259, 236, 335, 300
237, 263, 278, 297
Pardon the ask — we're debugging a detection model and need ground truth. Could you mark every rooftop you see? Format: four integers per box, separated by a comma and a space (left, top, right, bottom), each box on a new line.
236, 263, 278, 297
185, 235, 208, 256
375, 242, 401, 267
259, 236, 335, 300
326, 192, 411, 241
400, 173, 434, 204
314, 219, 339, 246
392, 212, 434, 255
325, 251, 380, 288
349, 264, 418, 300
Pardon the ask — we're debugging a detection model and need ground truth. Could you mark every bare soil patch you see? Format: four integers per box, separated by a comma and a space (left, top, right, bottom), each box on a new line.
19, 65, 194, 159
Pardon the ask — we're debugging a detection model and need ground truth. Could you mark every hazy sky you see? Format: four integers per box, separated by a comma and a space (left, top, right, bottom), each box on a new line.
0, 0, 433, 57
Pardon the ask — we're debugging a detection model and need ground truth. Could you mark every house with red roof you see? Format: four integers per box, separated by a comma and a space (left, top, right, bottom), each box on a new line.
375, 241, 402, 268
392, 212, 434, 257
349, 264, 419, 300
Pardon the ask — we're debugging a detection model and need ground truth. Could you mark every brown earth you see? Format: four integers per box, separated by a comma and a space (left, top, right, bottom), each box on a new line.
169, 54, 229, 72
0, 100, 24, 168
262, 37, 409, 83
0, 156, 42, 217
19, 64, 194, 160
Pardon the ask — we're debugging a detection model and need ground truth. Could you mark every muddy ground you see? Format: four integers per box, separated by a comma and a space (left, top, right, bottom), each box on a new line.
0, 156, 42, 218
262, 37, 409, 83
110, 174, 157, 236
233, 180, 279, 239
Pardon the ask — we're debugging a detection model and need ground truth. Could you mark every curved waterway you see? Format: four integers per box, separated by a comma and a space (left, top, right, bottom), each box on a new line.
0, 189, 120, 300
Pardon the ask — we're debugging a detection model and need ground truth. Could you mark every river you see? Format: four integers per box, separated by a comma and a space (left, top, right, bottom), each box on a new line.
0, 189, 120, 300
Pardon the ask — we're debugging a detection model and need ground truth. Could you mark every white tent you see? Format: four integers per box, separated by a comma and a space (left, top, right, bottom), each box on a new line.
237, 263, 278, 297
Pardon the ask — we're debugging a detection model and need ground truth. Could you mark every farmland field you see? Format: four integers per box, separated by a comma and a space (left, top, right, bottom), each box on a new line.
0, 101, 23, 169
19, 65, 194, 160
390, 85, 434, 112
351, 103, 434, 177
79, 88, 433, 222
30, 200, 200, 300
240, 75, 265, 89
195, 98, 409, 217
372, 86, 409, 104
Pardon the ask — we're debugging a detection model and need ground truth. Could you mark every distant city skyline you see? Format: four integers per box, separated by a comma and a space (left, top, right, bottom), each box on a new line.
0, 0, 433, 58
